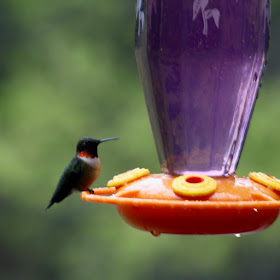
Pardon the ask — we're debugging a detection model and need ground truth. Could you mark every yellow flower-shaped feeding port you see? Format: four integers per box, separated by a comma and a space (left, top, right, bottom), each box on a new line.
249, 172, 280, 191
107, 168, 150, 188
172, 174, 217, 197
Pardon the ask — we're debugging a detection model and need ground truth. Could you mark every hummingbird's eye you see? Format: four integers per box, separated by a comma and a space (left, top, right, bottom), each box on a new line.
83, 141, 91, 151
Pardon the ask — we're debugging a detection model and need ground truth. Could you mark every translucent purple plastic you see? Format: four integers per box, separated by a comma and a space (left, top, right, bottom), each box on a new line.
135, 0, 270, 176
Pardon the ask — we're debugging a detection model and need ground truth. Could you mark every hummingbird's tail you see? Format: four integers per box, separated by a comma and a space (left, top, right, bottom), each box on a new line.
45, 200, 55, 210
45, 184, 73, 211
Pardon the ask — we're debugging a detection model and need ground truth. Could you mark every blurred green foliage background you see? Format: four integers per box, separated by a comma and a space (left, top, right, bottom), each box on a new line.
1, 1, 280, 279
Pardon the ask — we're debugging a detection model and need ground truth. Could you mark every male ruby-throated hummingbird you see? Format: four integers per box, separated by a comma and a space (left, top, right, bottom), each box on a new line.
46, 136, 118, 210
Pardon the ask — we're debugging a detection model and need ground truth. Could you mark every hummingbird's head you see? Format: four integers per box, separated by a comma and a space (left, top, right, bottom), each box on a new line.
76, 137, 118, 158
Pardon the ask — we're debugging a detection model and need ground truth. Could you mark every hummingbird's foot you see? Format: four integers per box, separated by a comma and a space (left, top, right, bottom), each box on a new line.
87, 189, 95, 194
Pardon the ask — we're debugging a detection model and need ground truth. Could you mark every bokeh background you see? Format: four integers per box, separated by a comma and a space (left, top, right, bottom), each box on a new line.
1, 1, 280, 279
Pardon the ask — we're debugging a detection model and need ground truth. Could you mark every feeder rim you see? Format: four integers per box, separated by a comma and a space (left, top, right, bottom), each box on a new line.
81, 191, 280, 210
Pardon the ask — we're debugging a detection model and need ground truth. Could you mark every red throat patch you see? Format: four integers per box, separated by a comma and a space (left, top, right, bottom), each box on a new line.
78, 150, 92, 158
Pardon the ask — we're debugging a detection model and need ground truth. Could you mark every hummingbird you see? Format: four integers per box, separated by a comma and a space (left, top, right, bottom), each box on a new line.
46, 136, 118, 210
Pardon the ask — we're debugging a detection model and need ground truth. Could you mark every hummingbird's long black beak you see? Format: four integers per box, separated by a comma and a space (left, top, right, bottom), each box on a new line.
99, 137, 119, 144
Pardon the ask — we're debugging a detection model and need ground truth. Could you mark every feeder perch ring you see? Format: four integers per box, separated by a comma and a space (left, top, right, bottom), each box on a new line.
172, 174, 217, 197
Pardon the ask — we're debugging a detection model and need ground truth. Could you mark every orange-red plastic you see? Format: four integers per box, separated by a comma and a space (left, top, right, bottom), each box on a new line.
81, 174, 280, 235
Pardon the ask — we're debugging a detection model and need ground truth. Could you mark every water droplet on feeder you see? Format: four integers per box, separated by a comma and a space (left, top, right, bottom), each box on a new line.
235, 233, 241, 238
150, 231, 161, 237
254, 208, 258, 213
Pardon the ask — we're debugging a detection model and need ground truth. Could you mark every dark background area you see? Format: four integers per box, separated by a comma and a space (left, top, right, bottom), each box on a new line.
1, 1, 280, 279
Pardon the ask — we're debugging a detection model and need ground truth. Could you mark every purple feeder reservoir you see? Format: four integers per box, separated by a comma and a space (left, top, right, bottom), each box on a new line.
135, 0, 270, 176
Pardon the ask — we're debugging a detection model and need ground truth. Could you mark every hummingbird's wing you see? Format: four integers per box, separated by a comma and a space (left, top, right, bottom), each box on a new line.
46, 156, 82, 209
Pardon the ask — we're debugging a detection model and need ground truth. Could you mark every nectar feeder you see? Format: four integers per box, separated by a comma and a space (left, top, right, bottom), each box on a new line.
82, 0, 280, 235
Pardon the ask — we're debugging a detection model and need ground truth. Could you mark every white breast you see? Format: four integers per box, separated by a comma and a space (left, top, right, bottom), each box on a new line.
77, 156, 101, 189
79, 156, 100, 169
